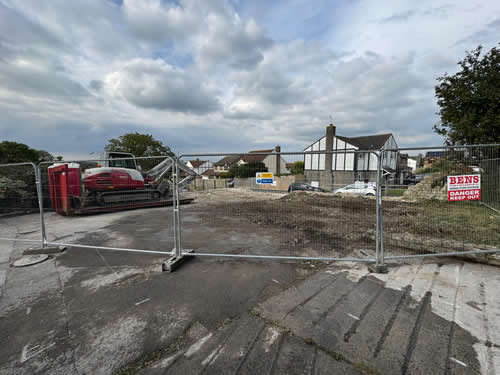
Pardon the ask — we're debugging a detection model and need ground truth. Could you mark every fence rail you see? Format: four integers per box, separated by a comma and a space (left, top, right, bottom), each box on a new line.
1, 145, 499, 270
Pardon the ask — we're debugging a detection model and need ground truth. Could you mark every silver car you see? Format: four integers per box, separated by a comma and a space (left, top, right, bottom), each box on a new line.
334, 183, 376, 196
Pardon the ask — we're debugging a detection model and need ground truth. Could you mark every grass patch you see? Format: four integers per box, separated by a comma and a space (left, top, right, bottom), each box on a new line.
386, 188, 406, 197
384, 199, 500, 247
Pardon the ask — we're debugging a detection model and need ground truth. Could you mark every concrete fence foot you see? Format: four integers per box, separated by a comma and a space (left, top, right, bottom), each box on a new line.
23, 246, 66, 255
368, 263, 389, 274
162, 249, 195, 272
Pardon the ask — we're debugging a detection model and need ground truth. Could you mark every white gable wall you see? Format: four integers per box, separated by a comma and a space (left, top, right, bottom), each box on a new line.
303, 135, 360, 171
381, 135, 398, 170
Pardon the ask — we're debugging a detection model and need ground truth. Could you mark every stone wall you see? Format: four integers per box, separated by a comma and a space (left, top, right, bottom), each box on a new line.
403, 174, 447, 201
187, 178, 228, 191
188, 175, 301, 191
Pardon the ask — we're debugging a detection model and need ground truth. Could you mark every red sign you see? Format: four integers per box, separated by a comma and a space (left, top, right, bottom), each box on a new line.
447, 175, 481, 201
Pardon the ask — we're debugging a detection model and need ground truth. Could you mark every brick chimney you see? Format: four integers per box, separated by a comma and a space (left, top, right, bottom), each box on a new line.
275, 145, 281, 175
325, 124, 336, 171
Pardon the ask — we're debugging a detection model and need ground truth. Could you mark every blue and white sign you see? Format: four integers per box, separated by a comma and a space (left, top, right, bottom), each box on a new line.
256, 172, 274, 184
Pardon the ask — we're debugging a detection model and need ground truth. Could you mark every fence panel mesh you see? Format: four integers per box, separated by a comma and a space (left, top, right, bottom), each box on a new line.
38, 156, 178, 253
381, 145, 500, 260
177, 151, 379, 261
0, 163, 41, 241
0, 163, 38, 215
0, 163, 41, 244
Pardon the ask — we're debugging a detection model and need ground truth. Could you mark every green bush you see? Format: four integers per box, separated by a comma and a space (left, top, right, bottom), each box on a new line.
228, 161, 268, 178
291, 161, 304, 175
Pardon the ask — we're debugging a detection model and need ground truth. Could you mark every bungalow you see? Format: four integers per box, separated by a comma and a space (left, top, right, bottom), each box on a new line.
213, 155, 245, 174
214, 146, 289, 175
304, 124, 398, 189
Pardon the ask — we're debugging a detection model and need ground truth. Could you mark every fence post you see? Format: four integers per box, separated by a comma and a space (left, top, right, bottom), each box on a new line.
375, 153, 380, 266
163, 156, 193, 272
173, 158, 182, 257
370, 151, 388, 273
35, 164, 47, 248
379, 150, 386, 268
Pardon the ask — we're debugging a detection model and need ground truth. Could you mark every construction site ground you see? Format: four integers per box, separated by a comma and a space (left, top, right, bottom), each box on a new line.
0, 188, 499, 374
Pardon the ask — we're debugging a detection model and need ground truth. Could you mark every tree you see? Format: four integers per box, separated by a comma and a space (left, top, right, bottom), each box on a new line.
0, 141, 53, 164
105, 132, 174, 170
291, 161, 304, 175
228, 161, 268, 178
0, 141, 54, 208
434, 44, 500, 145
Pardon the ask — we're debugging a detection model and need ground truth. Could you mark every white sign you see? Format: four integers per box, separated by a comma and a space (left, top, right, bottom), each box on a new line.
447, 174, 481, 201
256, 172, 274, 184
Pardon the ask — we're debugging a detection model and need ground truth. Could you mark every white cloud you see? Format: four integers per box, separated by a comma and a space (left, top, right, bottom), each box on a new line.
0, 0, 499, 155
103, 58, 220, 114
122, 0, 198, 41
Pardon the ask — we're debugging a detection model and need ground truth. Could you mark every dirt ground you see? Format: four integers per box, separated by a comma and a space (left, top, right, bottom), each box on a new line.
183, 189, 499, 259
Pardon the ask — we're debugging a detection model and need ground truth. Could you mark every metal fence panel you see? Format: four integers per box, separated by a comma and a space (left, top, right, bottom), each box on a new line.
0, 162, 43, 246
379, 145, 500, 261
176, 151, 381, 262
36, 156, 179, 255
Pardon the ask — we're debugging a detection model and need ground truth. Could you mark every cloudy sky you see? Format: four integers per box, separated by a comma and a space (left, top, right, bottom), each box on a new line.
0, 0, 499, 158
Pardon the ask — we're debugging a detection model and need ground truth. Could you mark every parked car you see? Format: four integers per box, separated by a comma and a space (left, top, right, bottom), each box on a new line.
227, 179, 234, 188
407, 174, 425, 185
288, 183, 325, 193
334, 183, 376, 196
468, 165, 483, 173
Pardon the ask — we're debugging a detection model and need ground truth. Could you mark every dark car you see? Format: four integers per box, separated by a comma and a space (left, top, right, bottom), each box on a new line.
288, 182, 325, 193
407, 174, 425, 185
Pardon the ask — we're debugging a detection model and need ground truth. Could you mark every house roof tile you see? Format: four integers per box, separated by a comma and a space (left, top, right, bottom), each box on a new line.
213, 155, 243, 167
337, 134, 392, 149
188, 159, 209, 168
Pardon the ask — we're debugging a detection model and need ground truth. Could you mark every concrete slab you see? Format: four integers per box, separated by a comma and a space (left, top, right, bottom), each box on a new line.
256, 260, 499, 375
148, 314, 365, 375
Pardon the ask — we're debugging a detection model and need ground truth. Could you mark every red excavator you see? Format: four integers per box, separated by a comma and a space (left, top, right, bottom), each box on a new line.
47, 152, 196, 215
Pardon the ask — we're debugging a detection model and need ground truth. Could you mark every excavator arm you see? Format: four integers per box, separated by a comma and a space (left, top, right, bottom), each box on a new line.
144, 157, 198, 189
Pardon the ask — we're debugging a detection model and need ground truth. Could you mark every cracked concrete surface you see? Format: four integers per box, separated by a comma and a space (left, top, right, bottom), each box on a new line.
1, 194, 500, 374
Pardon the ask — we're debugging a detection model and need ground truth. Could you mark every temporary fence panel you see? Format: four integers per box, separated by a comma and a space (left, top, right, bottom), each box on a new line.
380, 145, 500, 261
175, 151, 381, 262
37, 155, 180, 255
0, 162, 44, 246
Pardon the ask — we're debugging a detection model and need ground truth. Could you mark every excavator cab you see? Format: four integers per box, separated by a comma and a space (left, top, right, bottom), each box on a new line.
98, 152, 138, 170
